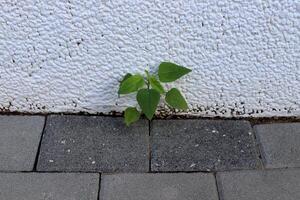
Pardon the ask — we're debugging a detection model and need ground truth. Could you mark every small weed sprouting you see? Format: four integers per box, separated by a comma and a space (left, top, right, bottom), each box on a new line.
118, 62, 192, 126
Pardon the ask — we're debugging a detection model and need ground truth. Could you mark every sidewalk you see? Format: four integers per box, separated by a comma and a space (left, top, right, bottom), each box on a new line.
0, 115, 300, 200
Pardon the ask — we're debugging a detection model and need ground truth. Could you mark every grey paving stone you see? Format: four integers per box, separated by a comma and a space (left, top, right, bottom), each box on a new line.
100, 173, 219, 200
254, 123, 300, 169
217, 168, 300, 200
37, 115, 149, 172
0, 115, 45, 171
151, 119, 259, 172
0, 173, 99, 200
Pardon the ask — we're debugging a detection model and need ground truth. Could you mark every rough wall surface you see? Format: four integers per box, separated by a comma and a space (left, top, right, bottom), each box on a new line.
0, 0, 299, 117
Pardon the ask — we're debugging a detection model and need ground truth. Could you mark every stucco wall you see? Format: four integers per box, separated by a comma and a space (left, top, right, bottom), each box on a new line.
0, 0, 299, 117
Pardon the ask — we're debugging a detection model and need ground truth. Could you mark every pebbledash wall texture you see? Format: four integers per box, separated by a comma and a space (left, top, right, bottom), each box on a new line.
0, 0, 299, 117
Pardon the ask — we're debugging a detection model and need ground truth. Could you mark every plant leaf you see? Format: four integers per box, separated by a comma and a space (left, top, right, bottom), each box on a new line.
158, 62, 192, 82
124, 107, 140, 126
165, 88, 188, 110
149, 75, 165, 94
136, 88, 160, 120
120, 73, 132, 85
118, 74, 145, 94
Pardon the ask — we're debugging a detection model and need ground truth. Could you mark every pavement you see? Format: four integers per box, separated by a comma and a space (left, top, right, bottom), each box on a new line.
0, 114, 300, 200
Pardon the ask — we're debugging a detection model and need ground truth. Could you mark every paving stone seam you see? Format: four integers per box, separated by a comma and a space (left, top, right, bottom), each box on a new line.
213, 173, 222, 200
2, 168, 300, 175
148, 120, 151, 172
0, 169, 105, 174
32, 165, 300, 173
97, 174, 102, 200
0, 171, 103, 174
253, 124, 268, 169
149, 166, 300, 174
3, 166, 300, 174
215, 172, 225, 200
32, 115, 47, 171
249, 125, 265, 169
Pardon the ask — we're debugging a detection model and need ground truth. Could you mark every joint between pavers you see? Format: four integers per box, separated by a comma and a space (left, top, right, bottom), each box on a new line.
149, 170, 215, 174
32, 115, 48, 171
97, 173, 101, 200
214, 173, 223, 200
251, 125, 265, 170
148, 120, 152, 172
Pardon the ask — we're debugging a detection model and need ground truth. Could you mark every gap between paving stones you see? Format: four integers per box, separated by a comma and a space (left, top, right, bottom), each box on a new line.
250, 127, 265, 170
97, 174, 102, 200
4, 167, 300, 174
213, 173, 222, 200
32, 115, 47, 171
3, 166, 300, 174
148, 120, 151, 172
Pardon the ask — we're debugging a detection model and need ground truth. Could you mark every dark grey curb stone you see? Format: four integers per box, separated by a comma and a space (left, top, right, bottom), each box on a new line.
0, 115, 45, 171
151, 119, 260, 172
254, 123, 300, 169
37, 115, 149, 172
100, 173, 219, 200
217, 168, 300, 200
0, 173, 99, 200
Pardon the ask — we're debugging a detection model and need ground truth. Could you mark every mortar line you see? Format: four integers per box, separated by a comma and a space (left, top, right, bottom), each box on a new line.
1, 166, 300, 174
148, 120, 152, 172
250, 125, 265, 169
33, 115, 48, 171
97, 173, 101, 200
214, 172, 223, 200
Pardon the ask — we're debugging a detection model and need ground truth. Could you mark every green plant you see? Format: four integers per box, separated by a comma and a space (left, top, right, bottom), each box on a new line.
118, 62, 192, 126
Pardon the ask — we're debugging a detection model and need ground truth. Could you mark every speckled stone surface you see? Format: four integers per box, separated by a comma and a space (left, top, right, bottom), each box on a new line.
254, 123, 300, 169
37, 115, 149, 172
217, 169, 300, 200
0, 173, 99, 200
151, 119, 260, 172
0, 115, 45, 171
101, 173, 219, 200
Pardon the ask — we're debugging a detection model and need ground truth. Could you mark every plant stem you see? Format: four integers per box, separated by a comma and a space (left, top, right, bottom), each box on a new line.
145, 70, 150, 89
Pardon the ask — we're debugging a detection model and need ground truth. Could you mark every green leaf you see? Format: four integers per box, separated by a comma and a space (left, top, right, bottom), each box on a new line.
136, 88, 160, 120
120, 73, 132, 85
118, 74, 145, 94
158, 62, 192, 82
149, 75, 165, 94
118, 73, 132, 97
165, 88, 188, 110
124, 107, 140, 126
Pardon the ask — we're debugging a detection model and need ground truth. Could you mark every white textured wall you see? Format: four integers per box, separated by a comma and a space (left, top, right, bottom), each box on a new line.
0, 0, 299, 117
